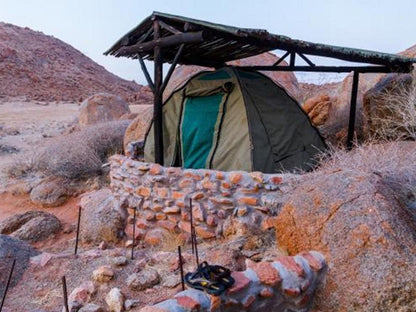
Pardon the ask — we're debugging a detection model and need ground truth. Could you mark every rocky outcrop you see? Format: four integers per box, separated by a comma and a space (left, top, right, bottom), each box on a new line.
136, 252, 326, 312
123, 105, 153, 153
363, 73, 414, 140
0, 211, 62, 242
0, 22, 151, 103
302, 94, 332, 127
0, 235, 39, 295
30, 177, 73, 207
80, 188, 128, 244
275, 170, 416, 311
79, 93, 131, 128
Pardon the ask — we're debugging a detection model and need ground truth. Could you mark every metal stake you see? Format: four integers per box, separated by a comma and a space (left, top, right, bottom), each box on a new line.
131, 207, 137, 260
74, 206, 81, 255
178, 246, 185, 291
0, 259, 15, 312
61, 276, 69, 312
189, 198, 194, 254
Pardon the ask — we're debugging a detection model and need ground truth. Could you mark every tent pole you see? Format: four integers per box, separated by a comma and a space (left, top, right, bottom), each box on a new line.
153, 18, 164, 165
347, 71, 360, 150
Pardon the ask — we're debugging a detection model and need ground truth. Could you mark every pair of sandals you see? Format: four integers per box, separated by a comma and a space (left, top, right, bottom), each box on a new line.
184, 261, 234, 296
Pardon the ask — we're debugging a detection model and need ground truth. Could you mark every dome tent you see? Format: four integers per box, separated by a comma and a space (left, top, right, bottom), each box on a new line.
144, 67, 326, 173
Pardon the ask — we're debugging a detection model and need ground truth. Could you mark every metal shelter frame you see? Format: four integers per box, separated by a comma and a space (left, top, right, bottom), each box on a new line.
105, 11, 416, 166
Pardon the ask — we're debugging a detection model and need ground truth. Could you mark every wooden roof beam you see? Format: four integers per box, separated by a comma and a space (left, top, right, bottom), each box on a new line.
116, 31, 204, 56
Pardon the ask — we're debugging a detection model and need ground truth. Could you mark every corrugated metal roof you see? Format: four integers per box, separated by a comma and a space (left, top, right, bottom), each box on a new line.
105, 11, 416, 71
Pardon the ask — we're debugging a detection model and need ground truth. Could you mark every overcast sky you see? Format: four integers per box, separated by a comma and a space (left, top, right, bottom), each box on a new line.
1, 0, 415, 84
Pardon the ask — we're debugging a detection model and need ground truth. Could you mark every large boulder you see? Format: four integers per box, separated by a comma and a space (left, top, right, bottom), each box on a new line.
123, 105, 153, 153
0, 211, 62, 242
363, 72, 414, 140
0, 235, 39, 295
80, 188, 128, 244
275, 170, 416, 311
302, 94, 332, 127
79, 93, 131, 128
30, 177, 73, 207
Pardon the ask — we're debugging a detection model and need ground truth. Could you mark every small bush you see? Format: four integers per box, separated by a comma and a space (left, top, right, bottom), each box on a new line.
370, 73, 416, 141
4, 154, 37, 179
33, 120, 130, 179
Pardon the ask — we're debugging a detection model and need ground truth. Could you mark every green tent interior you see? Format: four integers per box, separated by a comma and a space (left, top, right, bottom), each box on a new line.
144, 67, 326, 173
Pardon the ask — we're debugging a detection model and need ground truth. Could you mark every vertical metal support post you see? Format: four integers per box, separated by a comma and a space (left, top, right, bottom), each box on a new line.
189, 198, 194, 254
347, 71, 360, 150
0, 259, 15, 312
153, 18, 164, 165
290, 52, 296, 67
131, 207, 137, 260
62, 276, 69, 312
178, 246, 185, 291
74, 206, 81, 255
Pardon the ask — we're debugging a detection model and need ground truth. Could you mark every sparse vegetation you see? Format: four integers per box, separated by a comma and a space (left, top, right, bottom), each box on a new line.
369, 73, 416, 141
33, 120, 130, 179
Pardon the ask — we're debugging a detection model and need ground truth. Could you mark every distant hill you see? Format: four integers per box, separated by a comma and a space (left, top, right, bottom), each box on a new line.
0, 22, 152, 103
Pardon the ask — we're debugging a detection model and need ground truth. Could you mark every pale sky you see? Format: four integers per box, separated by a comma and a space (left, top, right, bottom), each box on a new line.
1, 0, 415, 85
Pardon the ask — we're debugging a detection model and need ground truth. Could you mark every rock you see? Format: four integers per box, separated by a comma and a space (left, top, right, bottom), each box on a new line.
123, 106, 153, 153
124, 299, 140, 311
92, 265, 114, 283
302, 94, 332, 127
111, 256, 128, 266
105, 288, 125, 312
79, 304, 104, 312
80, 188, 128, 244
161, 275, 181, 288
275, 170, 416, 311
66, 281, 96, 312
0, 22, 149, 103
144, 228, 168, 246
126, 268, 160, 290
30, 177, 72, 207
363, 73, 414, 140
0, 211, 62, 243
0, 235, 39, 296
79, 93, 131, 128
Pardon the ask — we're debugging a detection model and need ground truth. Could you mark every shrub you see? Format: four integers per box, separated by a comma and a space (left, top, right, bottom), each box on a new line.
369, 73, 416, 141
33, 120, 130, 179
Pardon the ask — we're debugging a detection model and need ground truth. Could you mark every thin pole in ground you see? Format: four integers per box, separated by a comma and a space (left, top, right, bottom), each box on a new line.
61, 275, 69, 312
178, 246, 185, 291
131, 207, 137, 260
189, 198, 195, 254
74, 205, 81, 255
0, 258, 16, 312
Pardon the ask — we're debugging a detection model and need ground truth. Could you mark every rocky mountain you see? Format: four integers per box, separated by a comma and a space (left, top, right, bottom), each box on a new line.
0, 22, 152, 103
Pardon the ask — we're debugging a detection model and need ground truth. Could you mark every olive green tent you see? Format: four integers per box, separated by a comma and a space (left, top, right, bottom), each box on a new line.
144, 67, 326, 173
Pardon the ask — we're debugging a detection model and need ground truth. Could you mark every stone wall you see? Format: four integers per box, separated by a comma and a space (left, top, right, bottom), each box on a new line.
138, 251, 327, 312
109, 155, 298, 244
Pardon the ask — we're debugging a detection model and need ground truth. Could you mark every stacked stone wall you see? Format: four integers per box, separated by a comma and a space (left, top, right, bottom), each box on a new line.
110, 155, 298, 244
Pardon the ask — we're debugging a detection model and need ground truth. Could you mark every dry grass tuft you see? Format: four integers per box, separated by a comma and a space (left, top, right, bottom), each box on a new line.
369, 73, 416, 141
33, 120, 130, 179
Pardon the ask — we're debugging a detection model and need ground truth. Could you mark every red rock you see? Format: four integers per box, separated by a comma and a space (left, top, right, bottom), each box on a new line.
221, 182, 231, 189
155, 187, 169, 198
201, 179, 217, 190
238, 196, 258, 206
176, 200, 186, 208
284, 287, 301, 297
192, 203, 205, 222
176, 296, 200, 310
195, 225, 216, 239
209, 197, 234, 206
270, 176, 283, 184
207, 215, 218, 226
144, 228, 166, 245
259, 287, 274, 298
155, 213, 167, 221
192, 192, 204, 200
275, 256, 305, 278
210, 295, 221, 312
216, 172, 225, 180
158, 220, 177, 232
261, 217, 276, 230
152, 205, 163, 212
299, 251, 325, 271
149, 164, 163, 175
144, 211, 155, 221
136, 187, 151, 198
229, 173, 242, 184
138, 307, 168, 312
227, 271, 250, 294
178, 221, 191, 233
250, 171, 264, 183
242, 295, 256, 309
178, 178, 194, 188
247, 260, 281, 286
172, 192, 184, 199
